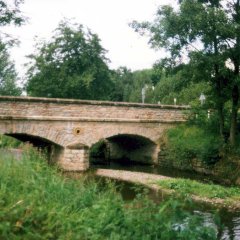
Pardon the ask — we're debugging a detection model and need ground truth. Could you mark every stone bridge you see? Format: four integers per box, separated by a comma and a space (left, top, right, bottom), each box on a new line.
0, 96, 189, 171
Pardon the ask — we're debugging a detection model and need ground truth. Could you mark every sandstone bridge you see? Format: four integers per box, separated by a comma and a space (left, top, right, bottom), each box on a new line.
0, 96, 189, 171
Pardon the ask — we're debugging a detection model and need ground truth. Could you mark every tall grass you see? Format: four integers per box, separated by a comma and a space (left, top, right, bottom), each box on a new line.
0, 135, 22, 148
0, 148, 217, 239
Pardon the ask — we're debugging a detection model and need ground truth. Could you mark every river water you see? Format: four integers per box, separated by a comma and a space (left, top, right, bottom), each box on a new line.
91, 161, 240, 240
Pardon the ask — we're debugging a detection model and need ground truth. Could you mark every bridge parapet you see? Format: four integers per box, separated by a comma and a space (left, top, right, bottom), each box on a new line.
0, 96, 189, 123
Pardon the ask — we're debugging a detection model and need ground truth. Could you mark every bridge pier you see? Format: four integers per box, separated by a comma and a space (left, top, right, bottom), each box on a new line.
58, 144, 89, 171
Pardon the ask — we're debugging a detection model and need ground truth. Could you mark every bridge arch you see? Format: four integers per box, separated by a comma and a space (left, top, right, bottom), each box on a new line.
90, 134, 159, 165
0, 122, 66, 147
5, 133, 62, 148
3, 133, 64, 164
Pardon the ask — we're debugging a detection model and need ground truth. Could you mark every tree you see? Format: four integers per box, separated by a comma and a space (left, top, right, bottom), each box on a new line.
130, 69, 153, 103
110, 67, 154, 103
0, 41, 21, 95
0, 0, 25, 46
0, 0, 24, 96
132, 0, 240, 145
227, 0, 240, 145
0, 0, 25, 27
110, 67, 133, 102
26, 20, 113, 100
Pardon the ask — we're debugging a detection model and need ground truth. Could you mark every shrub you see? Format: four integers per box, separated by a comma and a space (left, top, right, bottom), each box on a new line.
164, 125, 222, 166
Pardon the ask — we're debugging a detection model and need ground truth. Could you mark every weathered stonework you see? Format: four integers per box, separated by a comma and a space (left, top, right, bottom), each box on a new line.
59, 148, 89, 171
0, 96, 189, 171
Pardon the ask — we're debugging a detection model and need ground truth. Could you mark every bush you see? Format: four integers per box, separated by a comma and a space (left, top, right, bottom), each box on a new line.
164, 125, 222, 166
0, 148, 217, 239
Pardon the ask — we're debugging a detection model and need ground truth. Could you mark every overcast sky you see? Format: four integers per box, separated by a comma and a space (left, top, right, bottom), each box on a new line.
4, 0, 175, 76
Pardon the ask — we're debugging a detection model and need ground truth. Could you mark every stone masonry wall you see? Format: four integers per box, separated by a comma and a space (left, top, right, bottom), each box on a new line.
0, 96, 189, 122
0, 96, 189, 171
59, 148, 89, 171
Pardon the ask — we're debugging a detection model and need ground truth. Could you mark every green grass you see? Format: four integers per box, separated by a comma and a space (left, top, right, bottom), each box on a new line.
0, 147, 217, 239
0, 135, 22, 148
157, 178, 240, 200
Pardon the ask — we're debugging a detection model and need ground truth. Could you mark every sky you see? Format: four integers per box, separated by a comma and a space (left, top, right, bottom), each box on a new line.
4, 0, 175, 76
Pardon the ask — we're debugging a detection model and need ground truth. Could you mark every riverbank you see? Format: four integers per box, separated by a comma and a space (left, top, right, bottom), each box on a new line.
94, 168, 240, 212
2, 147, 240, 212
158, 124, 240, 186
0, 149, 217, 239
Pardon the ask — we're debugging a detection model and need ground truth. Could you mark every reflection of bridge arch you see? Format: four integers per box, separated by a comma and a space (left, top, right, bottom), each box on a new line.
0, 96, 188, 171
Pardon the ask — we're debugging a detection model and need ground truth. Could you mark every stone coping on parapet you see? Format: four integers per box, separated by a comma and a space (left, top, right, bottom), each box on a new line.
0, 96, 190, 110
0, 115, 187, 123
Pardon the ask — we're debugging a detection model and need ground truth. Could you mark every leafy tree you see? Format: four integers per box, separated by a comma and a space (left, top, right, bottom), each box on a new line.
0, 0, 25, 27
132, 0, 240, 145
0, 0, 25, 46
151, 63, 209, 105
0, 0, 24, 96
0, 41, 21, 95
111, 67, 154, 103
26, 20, 113, 100
129, 69, 153, 103
110, 67, 133, 102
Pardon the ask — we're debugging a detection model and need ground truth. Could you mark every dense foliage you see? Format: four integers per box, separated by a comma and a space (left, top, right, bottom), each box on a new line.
0, 135, 21, 148
0, 0, 24, 96
162, 124, 222, 167
110, 65, 206, 105
0, 41, 21, 96
132, 0, 240, 145
0, 0, 25, 27
160, 108, 228, 167
26, 20, 113, 100
0, 148, 217, 239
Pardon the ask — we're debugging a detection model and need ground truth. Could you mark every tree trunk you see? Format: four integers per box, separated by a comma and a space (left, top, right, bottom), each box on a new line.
229, 85, 239, 146
217, 105, 224, 138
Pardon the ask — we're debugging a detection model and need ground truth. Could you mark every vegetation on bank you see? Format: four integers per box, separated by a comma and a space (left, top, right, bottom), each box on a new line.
161, 118, 240, 184
160, 113, 223, 168
163, 124, 222, 166
0, 135, 22, 148
156, 178, 240, 201
0, 148, 218, 239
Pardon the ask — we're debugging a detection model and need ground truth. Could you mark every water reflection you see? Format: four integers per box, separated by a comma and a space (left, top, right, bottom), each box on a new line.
92, 160, 220, 184
92, 168, 240, 240
117, 179, 240, 240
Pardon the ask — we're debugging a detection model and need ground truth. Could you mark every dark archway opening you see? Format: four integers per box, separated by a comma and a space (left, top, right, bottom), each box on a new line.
90, 139, 109, 165
90, 134, 157, 167
2, 133, 63, 164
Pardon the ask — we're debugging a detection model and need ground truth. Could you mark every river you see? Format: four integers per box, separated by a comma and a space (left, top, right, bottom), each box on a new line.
91, 161, 240, 240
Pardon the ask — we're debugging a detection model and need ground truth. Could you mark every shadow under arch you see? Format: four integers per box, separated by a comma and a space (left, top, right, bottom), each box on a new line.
90, 134, 158, 166
5, 133, 64, 164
